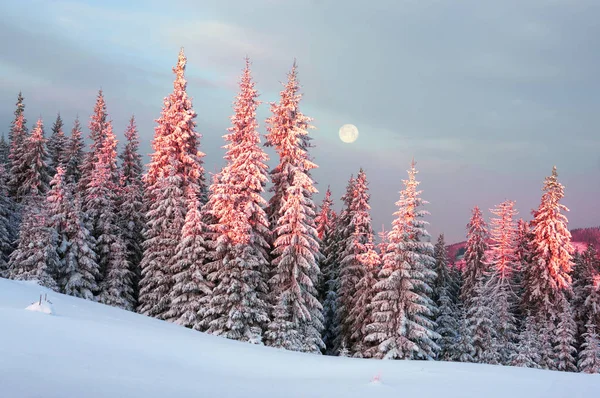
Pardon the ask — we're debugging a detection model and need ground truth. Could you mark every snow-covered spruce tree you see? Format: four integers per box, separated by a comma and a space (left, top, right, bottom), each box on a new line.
0, 135, 9, 166
18, 118, 50, 202
349, 232, 381, 357
553, 296, 578, 372
88, 128, 134, 310
138, 160, 186, 318
467, 277, 499, 364
7, 93, 28, 199
435, 283, 459, 361
536, 313, 556, 370
366, 161, 439, 360
8, 92, 27, 145
46, 167, 70, 285
7, 199, 60, 290
573, 244, 600, 342
450, 306, 475, 363
264, 61, 315, 236
83, 113, 116, 256
337, 168, 373, 354
328, 175, 355, 353
511, 313, 541, 369
0, 164, 14, 276
118, 116, 145, 299
79, 90, 110, 201
315, 186, 336, 303
315, 187, 338, 353
522, 166, 574, 322
514, 218, 534, 321
578, 321, 600, 374
47, 113, 68, 177
64, 117, 85, 184
448, 264, 463, 306
264, 63, 323, 353
431, 234, 452, 306
47, 167, 99, 298
164, 191, 211, 328
200, 60, 271, 342
486, 200, 519, 365
144, 48, 206, 205
8, 111, 29, 203
138, 49, 206, 318
460, 206, 489, 306
377, 225, 388, 257
266, 171, 324, 353
62, 194, 100, 300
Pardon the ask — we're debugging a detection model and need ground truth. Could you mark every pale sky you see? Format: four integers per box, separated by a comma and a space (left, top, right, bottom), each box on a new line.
1, 0, 599, 243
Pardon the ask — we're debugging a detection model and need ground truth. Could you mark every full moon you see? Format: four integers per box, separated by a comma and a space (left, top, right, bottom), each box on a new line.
339, 124, 359, 143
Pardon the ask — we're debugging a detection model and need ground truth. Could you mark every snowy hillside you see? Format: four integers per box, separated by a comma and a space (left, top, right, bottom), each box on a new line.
0, 278, 598, 398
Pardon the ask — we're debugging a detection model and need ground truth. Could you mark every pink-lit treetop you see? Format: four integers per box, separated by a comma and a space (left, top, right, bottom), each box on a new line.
19, 117, 50, 202
315, 186, 335, 241
523, 166, 575, 318
145, 48, 205, 201
199, 60, 271, 343
488, 200, 518, 283
265, 62, 317, 229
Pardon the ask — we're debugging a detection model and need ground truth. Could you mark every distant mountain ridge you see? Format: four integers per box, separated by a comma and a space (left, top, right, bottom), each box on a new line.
447, 226, 600, 263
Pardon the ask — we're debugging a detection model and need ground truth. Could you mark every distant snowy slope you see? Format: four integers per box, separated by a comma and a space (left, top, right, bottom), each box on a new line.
0, 278, 598, 398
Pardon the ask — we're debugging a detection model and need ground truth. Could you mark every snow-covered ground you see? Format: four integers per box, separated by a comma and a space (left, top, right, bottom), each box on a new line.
1, 278, 598, 398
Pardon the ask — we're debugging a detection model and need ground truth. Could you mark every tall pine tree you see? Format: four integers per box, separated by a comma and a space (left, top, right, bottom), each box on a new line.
350, 233, 381, 357
138, 161, 186, 318
165, 191, 211, 328
47, 113, 68, 176
200, 60, 271, 343
79, 91, 109, 202
522, 167, 574, 321
118, 116, 145, 300
144, 49, 206, 204
46, 167, 99, 298
315, 187, 338, 353
460, 206, 489, 306
86, 122, 134, 310
366, 161, 439, 360
467, 277, 499, 364
266, 171, 324, 352
486, 200, 519, 364
337, 169, 373, 354
7, 200, 59, 290
64, 117, 85, 184
327, 176, 355, 353
62, 194, 100, 300
18, 118, 50, 202
265, 63, 323, 353
139, 49, 206, 319
7, 93, 28, 201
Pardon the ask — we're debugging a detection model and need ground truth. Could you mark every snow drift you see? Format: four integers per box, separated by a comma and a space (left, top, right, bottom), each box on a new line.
0, 277, 598, 398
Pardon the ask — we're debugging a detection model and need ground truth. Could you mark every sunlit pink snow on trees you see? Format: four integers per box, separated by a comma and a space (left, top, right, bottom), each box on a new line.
488, 200, 518, 282
523, 166, 575, 318
145, 48, 206, 202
